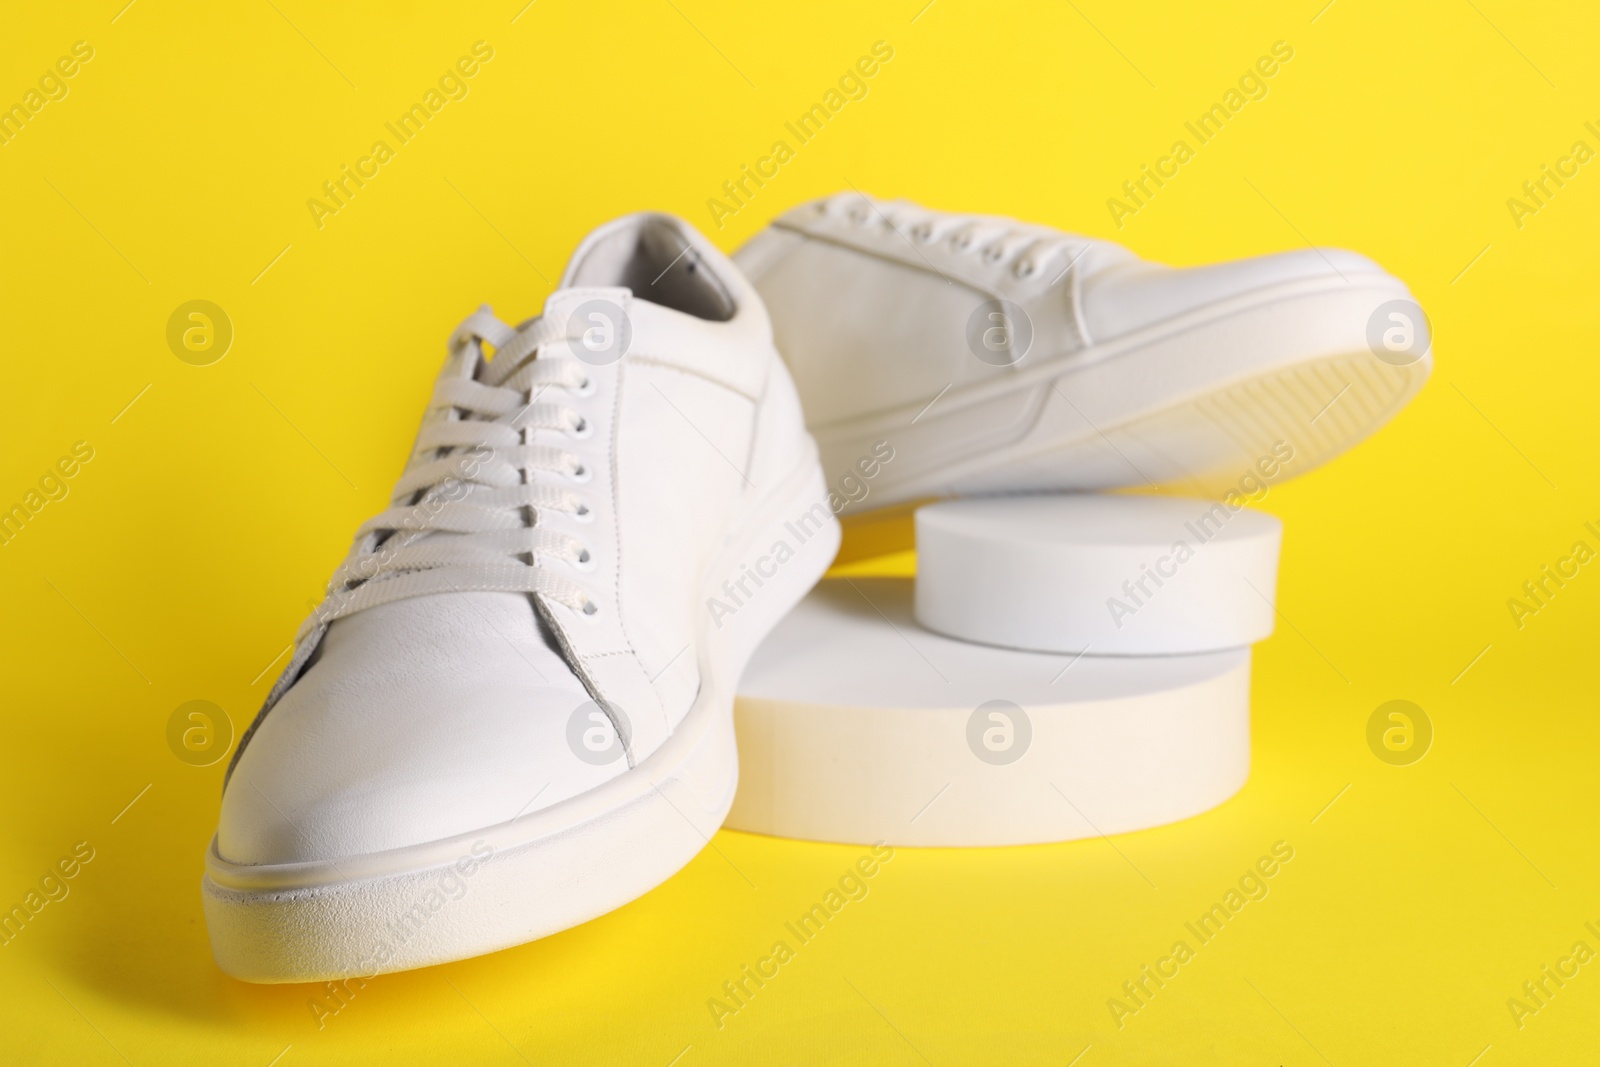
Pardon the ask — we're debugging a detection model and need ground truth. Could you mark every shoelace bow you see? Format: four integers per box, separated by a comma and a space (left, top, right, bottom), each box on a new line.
821, 193, 1092, 281
298, 308, 598, 643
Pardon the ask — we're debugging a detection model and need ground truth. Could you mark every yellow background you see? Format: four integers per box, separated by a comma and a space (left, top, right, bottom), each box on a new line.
3, 0, 1597, 1063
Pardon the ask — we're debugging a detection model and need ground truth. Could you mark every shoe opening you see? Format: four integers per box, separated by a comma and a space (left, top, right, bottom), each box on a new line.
564, 216, 736, 322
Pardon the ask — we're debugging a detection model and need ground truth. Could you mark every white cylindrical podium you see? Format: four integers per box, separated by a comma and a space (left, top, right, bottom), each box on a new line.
728, 578, 1251, 847
915, 495, 1281, 655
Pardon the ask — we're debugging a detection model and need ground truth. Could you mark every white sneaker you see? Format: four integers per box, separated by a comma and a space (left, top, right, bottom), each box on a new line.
204, 214, 838, 983
735, 193, 1432, 512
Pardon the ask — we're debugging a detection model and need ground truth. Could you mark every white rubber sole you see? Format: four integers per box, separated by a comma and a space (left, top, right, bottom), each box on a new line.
202, 455, 839, 983
815, 275, 1431, 507
729, 578, 1251, 846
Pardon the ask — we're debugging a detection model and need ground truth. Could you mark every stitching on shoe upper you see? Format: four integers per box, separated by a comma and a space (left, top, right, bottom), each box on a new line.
625, 353, 762, 404
597, 360, 671, 741
736, 352, 776, 499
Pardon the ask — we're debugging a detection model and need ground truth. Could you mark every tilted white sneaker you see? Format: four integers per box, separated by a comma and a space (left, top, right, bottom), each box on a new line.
203, 214, 838, 983
735, 193, 1432, 511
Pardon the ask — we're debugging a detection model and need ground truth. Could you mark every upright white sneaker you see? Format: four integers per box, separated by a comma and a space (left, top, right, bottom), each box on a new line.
204, 214, 838, 983
735, 193, 1432, 512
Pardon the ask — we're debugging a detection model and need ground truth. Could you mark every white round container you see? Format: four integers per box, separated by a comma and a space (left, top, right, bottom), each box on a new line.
729, 578, 1250, 847
915, 494, 1281, 655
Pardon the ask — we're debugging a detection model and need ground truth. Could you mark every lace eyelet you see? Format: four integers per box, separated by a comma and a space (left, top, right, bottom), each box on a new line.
910, 224, 934, 243
568, 416, 593, 440
568, 462, 593, 484
580, 600, 599, 617
950, 235, 972, 252
572, 377, 597, 398
1015, 259, 1038, 278
981, 245, 1005, 264
573, 546, 596, 572
572, 501, 595, 523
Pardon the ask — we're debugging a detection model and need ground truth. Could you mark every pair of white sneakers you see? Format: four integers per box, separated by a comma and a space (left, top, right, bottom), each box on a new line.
204, 194, 1430, 982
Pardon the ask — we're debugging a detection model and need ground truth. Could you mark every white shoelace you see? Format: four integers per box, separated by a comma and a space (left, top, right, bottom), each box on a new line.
298, 308, 598, 643
821, 193, 1093, 281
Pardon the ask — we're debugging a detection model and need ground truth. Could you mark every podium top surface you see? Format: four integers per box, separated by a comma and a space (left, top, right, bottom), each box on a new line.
740, 578, 1247, 710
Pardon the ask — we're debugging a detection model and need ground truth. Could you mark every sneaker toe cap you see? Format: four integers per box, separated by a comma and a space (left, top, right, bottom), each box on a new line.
217, 595, 629, 867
